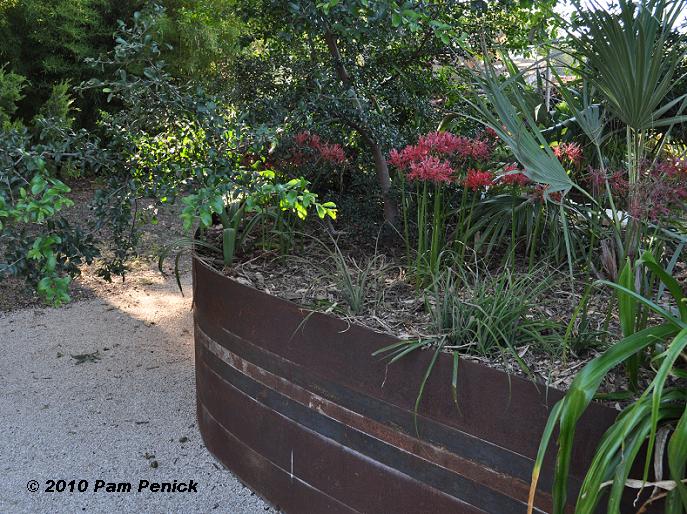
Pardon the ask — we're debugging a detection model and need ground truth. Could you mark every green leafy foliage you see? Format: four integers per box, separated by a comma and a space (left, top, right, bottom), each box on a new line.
0, 65, 26, 127
152, 0, 244, 78
0, 0, 243, 124
529, 251, 687, 514
228, 0, 560, 224
0, 155, 98, 305
181, 168, 336, 266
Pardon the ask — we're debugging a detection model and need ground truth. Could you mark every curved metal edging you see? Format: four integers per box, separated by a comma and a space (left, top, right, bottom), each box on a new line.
192, 255, 637, 514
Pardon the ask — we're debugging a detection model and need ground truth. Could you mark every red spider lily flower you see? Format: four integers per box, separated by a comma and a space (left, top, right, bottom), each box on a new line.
565, 143, 583, 164
417, 131, 465, 155
464, 168, 493, 191
293, 131, 322, 150
497, 163, 530, 187
483, 127, 499, 140
388, 148, 405, 169
389, 131, 494, 178
654, 157, 687, 178
469, 140, 492, 161
407, 156, 454, 183
318, 143, 346, 164
531, 184, 562, 203
293, 131, 311, 146
289, 150, 306, 166
606, 171, 628, 196
588, 167, 606, 190
293, 131, 346, 164
388, 144, 430, 169
308, 134, 322, 149
637, 159, 687, 220
587, 167, 628, 195
553, 142, 583, 166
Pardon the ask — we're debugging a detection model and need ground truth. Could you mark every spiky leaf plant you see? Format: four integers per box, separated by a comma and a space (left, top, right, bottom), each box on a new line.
528, 251, 687, 514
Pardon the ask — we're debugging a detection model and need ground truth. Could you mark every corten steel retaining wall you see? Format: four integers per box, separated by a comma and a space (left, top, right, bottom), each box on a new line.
193, 256, 630, 514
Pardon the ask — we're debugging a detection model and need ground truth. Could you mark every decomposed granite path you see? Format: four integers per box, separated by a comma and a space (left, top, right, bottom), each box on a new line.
0, 270, 271, 514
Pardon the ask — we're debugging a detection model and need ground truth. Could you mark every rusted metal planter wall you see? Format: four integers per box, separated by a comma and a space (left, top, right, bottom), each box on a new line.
193, 256, 625, 514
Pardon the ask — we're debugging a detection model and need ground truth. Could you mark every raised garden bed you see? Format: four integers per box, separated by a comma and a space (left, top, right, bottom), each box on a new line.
191, 255, 648, 514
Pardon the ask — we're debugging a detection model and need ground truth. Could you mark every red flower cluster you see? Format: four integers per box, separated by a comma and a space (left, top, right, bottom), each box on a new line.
388, 145, 430, 170
588, 168, 628, 195
416, 131, 466, 155
388, 131, 493, 184
553, 142, 583, 167
588, 159, 687, 221
292, 131, 346, 165
654, 157, 687, 179
318, 143, 346, 163
389, 131, 493, 166
641, 159, 687, 220
464, 169, 493, 191
407, 156, 454, 183
294, 131, 314, 147
468, 139, 492, 161
416, 132, 493, 161
497, 163, 530, 187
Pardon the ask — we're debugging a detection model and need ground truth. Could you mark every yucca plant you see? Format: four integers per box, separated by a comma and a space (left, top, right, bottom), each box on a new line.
528, 250, 687, 514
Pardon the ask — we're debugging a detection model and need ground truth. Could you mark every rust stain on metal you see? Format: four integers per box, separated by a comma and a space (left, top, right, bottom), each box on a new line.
197, 326, 553, 512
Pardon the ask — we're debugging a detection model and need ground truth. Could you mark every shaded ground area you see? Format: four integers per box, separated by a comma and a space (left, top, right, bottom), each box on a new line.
0, 179, 191, 313
0, 270, 271, 514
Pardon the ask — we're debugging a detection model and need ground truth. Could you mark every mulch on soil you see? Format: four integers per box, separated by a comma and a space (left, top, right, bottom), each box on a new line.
197, 222, 638, 395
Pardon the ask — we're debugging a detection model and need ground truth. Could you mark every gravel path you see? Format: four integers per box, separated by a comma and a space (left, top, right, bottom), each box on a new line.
0, 270, 271, 514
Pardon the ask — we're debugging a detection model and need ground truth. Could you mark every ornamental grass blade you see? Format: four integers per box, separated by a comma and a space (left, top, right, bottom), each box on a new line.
451, 351, 459, 409
560, 201, 575, 279
656, 243, 685, 306
640, 251, 687, 321
388, 341, 425, 364
580, 391, 685, 514
668, 403, 687, 509
527, 400, 563, 514
606, 413, 655, 514
371, 341, 409, 358
528, 324, 677, 514
642, 329, 687, 489
372, 340, 422, 362
598, 280, 686, 329
617, 259, 637, 336
413, 341, 444, 436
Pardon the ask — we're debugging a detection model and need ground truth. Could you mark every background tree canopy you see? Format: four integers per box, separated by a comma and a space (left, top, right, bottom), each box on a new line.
0, 0, 562, 300
0, 0, 243, 124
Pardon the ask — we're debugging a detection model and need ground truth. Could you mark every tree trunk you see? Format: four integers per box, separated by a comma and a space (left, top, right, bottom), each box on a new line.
371, 141, 399, 225
324, 31, 398, 226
